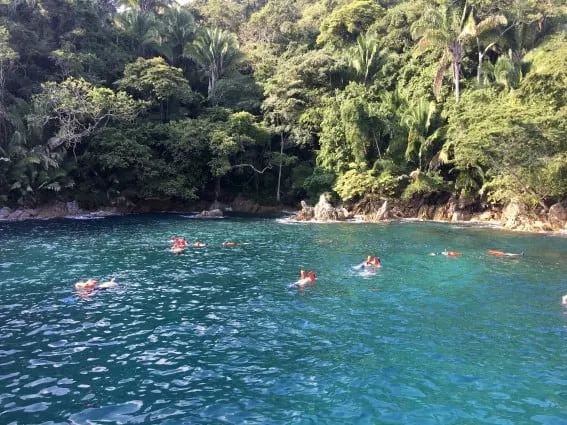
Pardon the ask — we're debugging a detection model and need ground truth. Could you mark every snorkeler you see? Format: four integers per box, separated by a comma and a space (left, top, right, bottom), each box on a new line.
98, 278, 118, 289
171, 237, 187, 247
75, 278, 98, 291
442, 250, 462, 257
355, 256, 381, 269
487, 250, 524, 257
292, 270, 316, 288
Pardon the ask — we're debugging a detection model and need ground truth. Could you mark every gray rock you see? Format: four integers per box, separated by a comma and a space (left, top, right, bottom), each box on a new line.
295, 200, 315, 221
8, 210, 23, 220
501, 198, 527, 229
200, 208, 223, 217
66, 201, 81, 215
375, 200, 389, 221
0, 207, 11, 219
548, 203, 567, 230
451, 211, 472, 222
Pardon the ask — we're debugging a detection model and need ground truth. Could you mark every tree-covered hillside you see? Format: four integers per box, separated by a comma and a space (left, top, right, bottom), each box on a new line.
0, 0, 566, 211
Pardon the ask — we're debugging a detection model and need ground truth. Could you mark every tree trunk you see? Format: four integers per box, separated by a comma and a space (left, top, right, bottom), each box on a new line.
453, 60, 460, 102
477, 51, 482, 86
214, 176, 221, 201
276, 131, 284, 203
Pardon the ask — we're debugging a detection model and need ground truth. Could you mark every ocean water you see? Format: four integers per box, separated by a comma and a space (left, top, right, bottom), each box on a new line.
0, 214, 566, 424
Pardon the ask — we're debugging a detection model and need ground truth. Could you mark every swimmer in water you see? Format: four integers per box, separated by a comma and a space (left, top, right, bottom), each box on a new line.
98, 278, 118, 289
75, 278, 98, 291
562, 294, 567, 306
222, 241, 236, 247
487, 250, 524, 257
292, 270, 316, 288
355, 256, 381, 269
193, 241, 206, 247
441, 250, 462, 257
170, 236, 187, 254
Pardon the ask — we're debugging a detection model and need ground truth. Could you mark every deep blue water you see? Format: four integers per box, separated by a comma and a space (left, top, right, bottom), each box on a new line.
1, 214, 567, 424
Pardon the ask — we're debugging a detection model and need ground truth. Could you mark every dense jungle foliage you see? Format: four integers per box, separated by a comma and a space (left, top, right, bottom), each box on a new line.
0, 0, 566, 210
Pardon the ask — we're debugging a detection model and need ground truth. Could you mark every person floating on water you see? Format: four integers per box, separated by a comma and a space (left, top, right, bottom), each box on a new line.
292, 270, 316, 288
98, 278, 118, 289
75, 278, 98, 291
193, 241, 206, 248
170, 236, 187, 254
355, 255, 381, 269
222, 241, 236, 247
562, 294, 567, 306
487, 250, 524, 257
428, 248, 462, 257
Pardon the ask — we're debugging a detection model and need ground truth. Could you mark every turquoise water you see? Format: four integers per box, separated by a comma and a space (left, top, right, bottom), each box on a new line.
1, 215, 567, 424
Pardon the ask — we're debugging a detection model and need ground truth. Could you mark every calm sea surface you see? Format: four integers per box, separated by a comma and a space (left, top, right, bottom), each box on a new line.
1, 215, 567, 424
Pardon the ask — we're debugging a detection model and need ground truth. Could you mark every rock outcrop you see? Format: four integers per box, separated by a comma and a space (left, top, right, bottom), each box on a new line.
295, 200, 315, 221
197, 208, 224, 218
293, 195, 350, 221
548, 203, 567, 230
313, 194, 348, 221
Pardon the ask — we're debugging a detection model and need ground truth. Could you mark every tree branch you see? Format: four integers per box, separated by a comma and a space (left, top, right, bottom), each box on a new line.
230, 163, 272, 174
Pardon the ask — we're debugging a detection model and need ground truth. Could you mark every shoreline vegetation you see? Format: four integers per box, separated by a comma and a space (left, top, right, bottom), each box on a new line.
1, 1, 567, 231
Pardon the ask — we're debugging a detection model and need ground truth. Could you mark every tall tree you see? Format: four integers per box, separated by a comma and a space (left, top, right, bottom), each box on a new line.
184, 28, 242, 97
115, 9, 159, 57
349, 32, 382, 84
116, 57, 191, 122
411, 0, 471, 101
156, 7, 195, 67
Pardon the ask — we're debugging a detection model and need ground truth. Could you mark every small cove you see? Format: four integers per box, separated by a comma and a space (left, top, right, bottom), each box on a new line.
1, 214, 566, 424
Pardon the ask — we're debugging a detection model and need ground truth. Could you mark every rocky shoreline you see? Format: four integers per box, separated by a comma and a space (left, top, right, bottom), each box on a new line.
290, 194, 567, 234
2, 194, 567, 235
0, 196, 293, 222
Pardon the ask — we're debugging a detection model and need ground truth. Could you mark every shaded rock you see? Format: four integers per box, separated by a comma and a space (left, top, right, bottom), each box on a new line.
66, 201, 82, 215
471, 210, 498, 222
210, 200, 229, 211
336, 206, 351, 220
548, 203, 567, 230
433, 205, 450, 221
7, 210, 23, 220
457, 194, 476, 209
0, 207, 11, 219
451, 211, 472, 222
417, 204, 436, 220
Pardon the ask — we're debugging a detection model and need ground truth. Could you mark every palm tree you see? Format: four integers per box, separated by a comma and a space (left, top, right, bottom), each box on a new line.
470, 13, 507, 85
118, 0, 173, 13
411, 0, 470, 101
156, 7, 196, 67
401, 98, 443, 170
493, 54, 520, 90
350, 33, 382, 84
184, 28, 242, 97
114, 9, 159, 57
